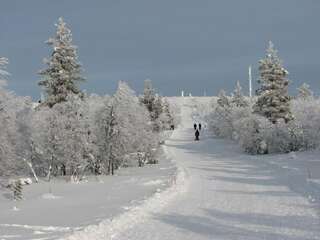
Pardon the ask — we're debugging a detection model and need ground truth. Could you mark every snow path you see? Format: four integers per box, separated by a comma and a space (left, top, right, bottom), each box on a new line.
62, 97, 320, 240
113, 98, 320, 240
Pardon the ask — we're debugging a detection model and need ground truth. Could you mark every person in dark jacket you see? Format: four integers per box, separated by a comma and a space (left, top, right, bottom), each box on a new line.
195, 129, 200, 141
194, 123, 197, 130
198, 123, 202, 131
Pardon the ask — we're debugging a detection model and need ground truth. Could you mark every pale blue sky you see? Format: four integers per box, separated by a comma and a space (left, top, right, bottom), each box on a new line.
1, 0, 319, 99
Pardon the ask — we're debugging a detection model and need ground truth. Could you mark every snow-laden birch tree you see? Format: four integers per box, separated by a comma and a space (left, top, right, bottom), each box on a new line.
0, 57, 32, 177
0, 57, 15, 176
113, 81, 157, 167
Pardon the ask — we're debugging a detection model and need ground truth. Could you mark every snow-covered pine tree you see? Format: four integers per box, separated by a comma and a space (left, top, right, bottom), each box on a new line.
231, 81, 248, 107
140, 79, 156, 113
253, 41, 293, 124
39, 17, 85, 107
297, 83, 313, 100
140, 79, 164, 131
160, 98, 174, 130
152, 94, 164, 131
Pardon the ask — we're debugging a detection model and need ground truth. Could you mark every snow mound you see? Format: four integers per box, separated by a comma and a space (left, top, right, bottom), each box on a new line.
142, 179, 164, 186
41, 193, 62, 200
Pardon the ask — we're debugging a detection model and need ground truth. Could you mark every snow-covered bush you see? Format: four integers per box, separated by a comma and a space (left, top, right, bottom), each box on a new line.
208, 90, 233, 138
208, 88, 251, 140
233, 113, 269, 154
297, 83, 313, 100
291, 98, 320, 149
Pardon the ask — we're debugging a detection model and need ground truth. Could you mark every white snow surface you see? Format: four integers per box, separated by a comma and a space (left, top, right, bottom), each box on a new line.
1, 97, 320, 240
0, 147, 177, 240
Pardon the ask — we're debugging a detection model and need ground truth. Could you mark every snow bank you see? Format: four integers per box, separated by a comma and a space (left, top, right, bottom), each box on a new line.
61, 146, 188, 240
143, 179, 165, 186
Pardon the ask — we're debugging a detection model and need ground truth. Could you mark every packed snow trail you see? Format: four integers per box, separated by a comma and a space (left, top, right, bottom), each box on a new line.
113, 98, 320, 240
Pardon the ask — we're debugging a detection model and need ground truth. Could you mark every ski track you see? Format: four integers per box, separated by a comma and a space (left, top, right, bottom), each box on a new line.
65, 98, 320, 239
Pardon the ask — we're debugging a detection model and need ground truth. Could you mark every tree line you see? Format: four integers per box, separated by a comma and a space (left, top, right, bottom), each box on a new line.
207, 41, 319, 154
0, 18, 177, 181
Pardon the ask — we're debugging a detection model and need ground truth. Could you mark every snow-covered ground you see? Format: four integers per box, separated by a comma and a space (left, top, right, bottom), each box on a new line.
0, 149, 178, 240
1, 97, 320, 240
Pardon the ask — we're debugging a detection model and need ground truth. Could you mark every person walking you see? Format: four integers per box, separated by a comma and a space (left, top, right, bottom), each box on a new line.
194, 123, 197, 130
195, 129, 200, 141
198, 123, 202, 131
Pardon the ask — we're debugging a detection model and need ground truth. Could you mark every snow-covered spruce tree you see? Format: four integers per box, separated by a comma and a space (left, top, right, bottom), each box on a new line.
159, 98, 174, 129
39, 17, 85, 107
297, 83, 313, 100
140, 79, 164, 131
253, 41, 293, 124
140, 79, 156, 113
152, 94, 165, 131
231, 81, 248, 107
